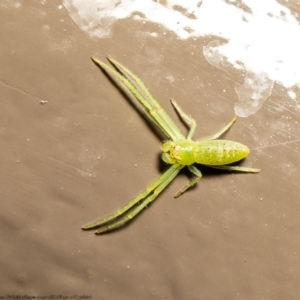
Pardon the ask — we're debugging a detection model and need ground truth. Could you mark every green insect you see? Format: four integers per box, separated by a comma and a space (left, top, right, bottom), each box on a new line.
82, 56, 260, 234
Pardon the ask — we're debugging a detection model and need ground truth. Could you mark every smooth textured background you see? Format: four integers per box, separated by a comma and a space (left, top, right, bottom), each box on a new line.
1, 1, 300, 299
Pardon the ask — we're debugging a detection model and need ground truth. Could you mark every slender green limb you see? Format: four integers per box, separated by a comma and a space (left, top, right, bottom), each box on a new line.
209, 165, 260, 173
91, 56, 167, 137
82, 164, 183, 232
174, 165, 202, 198
198, 115, 238, 141
107, 56, 160, 112
170, 99, 197, 140
91, 56, 184, 141
94, 164, 183, 234
107, 56, 185, 141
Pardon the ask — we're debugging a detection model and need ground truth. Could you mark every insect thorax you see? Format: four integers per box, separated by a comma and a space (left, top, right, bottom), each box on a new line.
161, 140, 196, 166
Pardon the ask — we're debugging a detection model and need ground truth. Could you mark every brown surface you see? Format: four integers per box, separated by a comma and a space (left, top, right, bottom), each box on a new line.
1, 1, 300, 299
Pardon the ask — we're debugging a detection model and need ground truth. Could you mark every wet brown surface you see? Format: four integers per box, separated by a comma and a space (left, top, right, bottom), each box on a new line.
1, 1, 300, 299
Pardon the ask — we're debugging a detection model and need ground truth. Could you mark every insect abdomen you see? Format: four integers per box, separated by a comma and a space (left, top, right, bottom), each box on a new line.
194, 140, 249, 165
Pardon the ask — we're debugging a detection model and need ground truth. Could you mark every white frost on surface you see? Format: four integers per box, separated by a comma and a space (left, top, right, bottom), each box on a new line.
234, 72, 274, 117
201, 0, 300, 116
203, 40, 276, 117
62, 0, 203, 39
63, 0, 300, 116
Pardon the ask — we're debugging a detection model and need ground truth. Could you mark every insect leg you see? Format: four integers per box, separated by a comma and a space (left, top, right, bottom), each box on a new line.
198, 115, 237, 141
170, 99, 197, 139
92, 56, 185, 141
94, 164, 183, 234
82, 164, 183, 232
174, 165, 202, 198
209, 165, 260, 173
107, 56, 186, 141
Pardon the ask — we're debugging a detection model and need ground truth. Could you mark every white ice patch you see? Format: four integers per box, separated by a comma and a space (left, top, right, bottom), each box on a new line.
63, 0, 300, 117
203, 40, 275, 117
202, 0, 300, 117
234, 72, 274, 117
